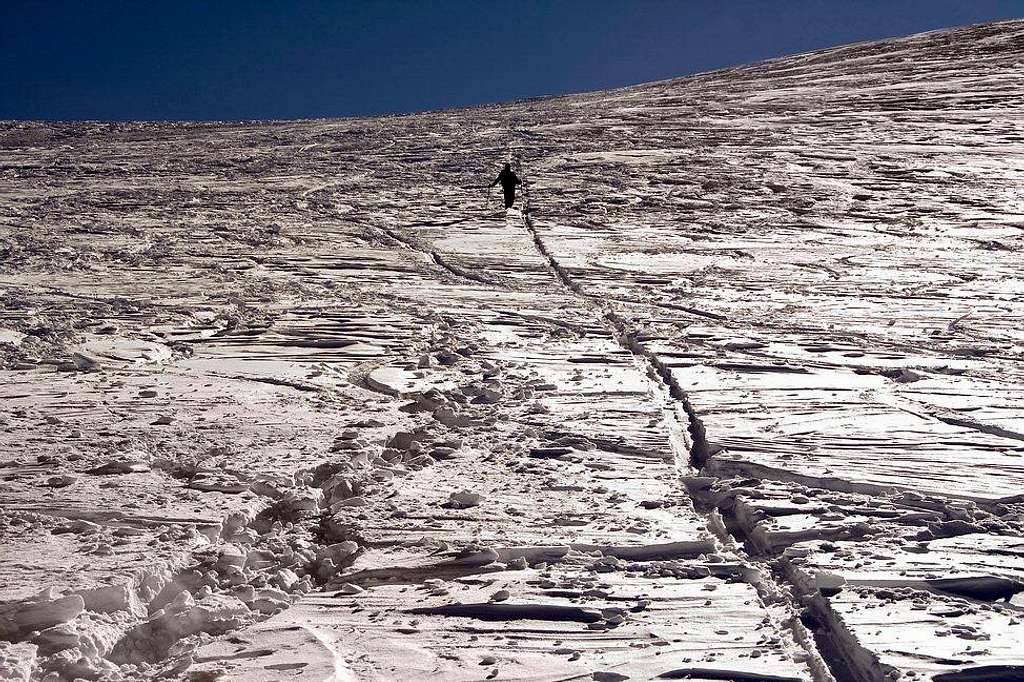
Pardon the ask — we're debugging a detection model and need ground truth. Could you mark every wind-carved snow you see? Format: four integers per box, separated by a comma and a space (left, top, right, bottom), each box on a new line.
1, 19, 1023, 682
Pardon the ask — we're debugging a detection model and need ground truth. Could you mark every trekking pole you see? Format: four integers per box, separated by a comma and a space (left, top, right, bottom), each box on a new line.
486, 184, 498, 215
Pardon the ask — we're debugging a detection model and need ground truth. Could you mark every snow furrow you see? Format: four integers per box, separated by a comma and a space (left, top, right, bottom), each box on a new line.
516, 160, 839, 682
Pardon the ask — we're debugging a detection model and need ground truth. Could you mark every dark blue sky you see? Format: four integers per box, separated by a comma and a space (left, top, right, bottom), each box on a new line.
2, 0, 1022, 121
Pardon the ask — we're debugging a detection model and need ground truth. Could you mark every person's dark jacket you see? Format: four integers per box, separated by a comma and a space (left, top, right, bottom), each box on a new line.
491, 167, 521, 190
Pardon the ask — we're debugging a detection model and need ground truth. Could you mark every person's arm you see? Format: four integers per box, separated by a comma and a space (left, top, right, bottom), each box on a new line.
515, 175, 522, 185
489, 175, 500, 187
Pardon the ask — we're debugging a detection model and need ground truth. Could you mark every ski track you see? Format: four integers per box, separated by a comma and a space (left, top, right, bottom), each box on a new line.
515, 154, 838, 681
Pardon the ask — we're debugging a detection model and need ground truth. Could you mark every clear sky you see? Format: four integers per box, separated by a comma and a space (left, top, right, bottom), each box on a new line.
2, 0, 1022, 121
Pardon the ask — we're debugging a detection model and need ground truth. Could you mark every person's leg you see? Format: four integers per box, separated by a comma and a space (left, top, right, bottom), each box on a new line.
504, 188, 515, 208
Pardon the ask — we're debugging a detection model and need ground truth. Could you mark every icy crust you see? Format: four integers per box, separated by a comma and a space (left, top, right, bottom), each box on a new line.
803, 588, 1024, 681
782, 533, 1024, 680
686, 473, 1024, 680
184, 271, 817, 678
2, 435, 404, 679
194, 567, 814, 682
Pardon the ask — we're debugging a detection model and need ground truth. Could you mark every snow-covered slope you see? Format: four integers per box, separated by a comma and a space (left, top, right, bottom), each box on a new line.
1, 19, 1023, 682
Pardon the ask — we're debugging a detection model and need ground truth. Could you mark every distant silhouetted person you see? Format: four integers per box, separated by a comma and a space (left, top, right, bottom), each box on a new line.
490, 163, 521, 209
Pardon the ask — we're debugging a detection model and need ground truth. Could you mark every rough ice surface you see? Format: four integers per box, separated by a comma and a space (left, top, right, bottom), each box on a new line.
2, 18, 1023, 682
